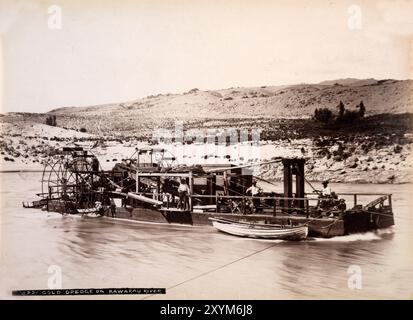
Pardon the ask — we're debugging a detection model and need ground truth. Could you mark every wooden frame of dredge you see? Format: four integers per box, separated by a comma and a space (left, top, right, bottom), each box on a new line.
23, 146, 395, 238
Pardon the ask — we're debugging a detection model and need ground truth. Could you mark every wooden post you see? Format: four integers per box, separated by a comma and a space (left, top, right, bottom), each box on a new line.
189, 171, 193, 211
212, 175, 216, 202
242, 197, 246, 215
157, 176, 161, 201
283, 159, 292, 212
388, 194, 392, 210
136, 172, 139, 193
354, 194, 357, 207
273, 198, 277, 216
206, 176, 211, 205
223, 171, 228, 196
207, 175, 216, 205
295, 160, 305, 211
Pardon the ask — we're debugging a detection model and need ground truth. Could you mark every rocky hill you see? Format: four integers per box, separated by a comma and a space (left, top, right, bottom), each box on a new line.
3, 78, 410, 136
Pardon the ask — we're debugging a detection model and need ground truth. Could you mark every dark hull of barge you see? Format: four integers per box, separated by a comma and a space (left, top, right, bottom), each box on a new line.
44, 195, 395, 238
106, 206, 394, 238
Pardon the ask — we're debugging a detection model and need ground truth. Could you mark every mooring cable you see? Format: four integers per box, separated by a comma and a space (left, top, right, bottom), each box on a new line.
141, 241, 279, 300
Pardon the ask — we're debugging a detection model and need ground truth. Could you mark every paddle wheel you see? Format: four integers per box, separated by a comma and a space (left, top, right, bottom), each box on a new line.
40, 147, 109, 214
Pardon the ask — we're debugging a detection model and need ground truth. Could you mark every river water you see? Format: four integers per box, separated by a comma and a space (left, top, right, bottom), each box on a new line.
0, 172, 412, 299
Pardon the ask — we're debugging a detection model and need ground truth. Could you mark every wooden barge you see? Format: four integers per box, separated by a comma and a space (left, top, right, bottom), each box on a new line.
32, 147, 395, 238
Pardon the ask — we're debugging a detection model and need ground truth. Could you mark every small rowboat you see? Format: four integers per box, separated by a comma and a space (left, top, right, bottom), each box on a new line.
209, 218, 308, 240
76, 201, 104, 215
76, 206, 104, 216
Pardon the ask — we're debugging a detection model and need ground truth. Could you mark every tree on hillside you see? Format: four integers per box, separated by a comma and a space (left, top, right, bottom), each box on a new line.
315, 100, 367, 126
45, 115, 57, 126
357, 101, 366, 118
338, 101, 345, 118
313, 108, 333, 125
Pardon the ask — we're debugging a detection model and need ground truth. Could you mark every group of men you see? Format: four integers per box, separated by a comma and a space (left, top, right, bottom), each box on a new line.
245, 180, 331, 195
172, 178, 335, 213
244, 179, 334, 213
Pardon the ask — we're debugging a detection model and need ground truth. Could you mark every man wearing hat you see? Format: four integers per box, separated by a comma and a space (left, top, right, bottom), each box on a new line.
317, 180, 334, 212
321, 180, 331, 197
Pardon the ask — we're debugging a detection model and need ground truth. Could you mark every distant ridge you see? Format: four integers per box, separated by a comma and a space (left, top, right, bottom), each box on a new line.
317, 78, 378, 86
47, 78, 411, 118
2, 78, 411, 135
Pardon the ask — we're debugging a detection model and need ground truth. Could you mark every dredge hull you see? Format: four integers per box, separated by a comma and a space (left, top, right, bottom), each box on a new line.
106, 206, 393, 238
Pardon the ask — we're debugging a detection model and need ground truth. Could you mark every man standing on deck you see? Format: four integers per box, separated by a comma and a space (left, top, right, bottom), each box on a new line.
177, 179, 190, 210
246, 180, 262, 213
110, 199, 116, 217
318, 180, 335, 213
321, 181, 332, 197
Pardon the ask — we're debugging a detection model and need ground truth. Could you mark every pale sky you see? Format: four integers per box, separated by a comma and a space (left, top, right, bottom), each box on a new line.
0, 0, 412, 113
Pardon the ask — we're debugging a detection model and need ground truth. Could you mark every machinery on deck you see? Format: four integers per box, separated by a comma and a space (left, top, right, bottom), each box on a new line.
24, 146, 395, 237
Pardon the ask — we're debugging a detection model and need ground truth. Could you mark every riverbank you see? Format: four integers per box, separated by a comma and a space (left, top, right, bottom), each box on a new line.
1, 116, 412, 184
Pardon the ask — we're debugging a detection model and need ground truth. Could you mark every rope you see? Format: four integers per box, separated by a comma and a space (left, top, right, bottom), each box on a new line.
358, 210, 394, 218
141, 241, 279, 300
253, 176, 280, 188
320, 218, 340, 229
304, 177, 320, 194
206, 176, 245, 196
293, 163, 320, 195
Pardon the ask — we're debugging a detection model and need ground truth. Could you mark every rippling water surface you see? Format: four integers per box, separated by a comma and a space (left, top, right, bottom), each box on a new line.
1, 172, 412, 299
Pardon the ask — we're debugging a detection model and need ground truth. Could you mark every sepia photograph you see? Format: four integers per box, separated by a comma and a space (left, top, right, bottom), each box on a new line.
0, 0, 412, 302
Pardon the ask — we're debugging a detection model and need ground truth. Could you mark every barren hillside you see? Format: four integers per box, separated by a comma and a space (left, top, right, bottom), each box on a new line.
2, 78, 407, 136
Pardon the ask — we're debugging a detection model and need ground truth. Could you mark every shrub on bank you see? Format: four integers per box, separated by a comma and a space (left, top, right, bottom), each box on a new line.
313, 101, 367, 127
46, 115, 57, 126
313, 108, 333, 124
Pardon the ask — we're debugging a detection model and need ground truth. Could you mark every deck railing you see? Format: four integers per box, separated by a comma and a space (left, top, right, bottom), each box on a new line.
134, 191, 392, 215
